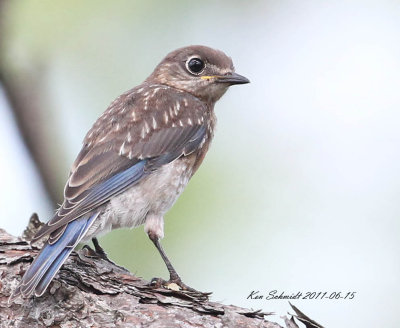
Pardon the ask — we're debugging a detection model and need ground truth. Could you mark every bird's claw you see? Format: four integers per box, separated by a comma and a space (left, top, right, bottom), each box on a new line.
81, 245, 129, 273
82, 245, 113, 262
149, 277, 211, 300
82, 245, 98, 258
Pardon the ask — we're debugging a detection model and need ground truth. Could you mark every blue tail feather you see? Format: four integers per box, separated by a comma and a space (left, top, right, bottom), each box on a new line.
10, 213, 98, 301
34, 247, 73, 296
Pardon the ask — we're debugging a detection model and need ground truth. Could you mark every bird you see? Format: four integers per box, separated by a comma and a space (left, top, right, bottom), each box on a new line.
9, 45, 249, 301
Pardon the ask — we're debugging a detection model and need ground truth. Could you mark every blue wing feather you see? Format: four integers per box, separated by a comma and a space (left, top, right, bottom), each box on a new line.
74, 160, 147, 215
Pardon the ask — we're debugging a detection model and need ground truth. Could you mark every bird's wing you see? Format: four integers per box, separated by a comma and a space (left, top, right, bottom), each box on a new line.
33, 86, 209, 242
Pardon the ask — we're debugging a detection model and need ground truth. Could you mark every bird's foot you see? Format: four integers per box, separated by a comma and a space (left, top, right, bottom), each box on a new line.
82, 245, 113, 262
149, 277, 211, 300
81, 245, 129, 273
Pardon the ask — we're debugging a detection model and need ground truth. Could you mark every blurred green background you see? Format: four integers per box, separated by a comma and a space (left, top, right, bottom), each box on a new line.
1, 1, 400, 327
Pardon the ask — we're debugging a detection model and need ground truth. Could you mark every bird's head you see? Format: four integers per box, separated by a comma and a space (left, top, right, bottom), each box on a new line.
146, 45, 249, 103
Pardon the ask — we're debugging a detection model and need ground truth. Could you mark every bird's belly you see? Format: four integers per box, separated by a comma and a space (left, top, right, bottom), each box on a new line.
84, 157, 194, 240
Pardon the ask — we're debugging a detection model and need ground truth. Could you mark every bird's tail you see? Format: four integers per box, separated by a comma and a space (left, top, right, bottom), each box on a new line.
9, 213, 99, 303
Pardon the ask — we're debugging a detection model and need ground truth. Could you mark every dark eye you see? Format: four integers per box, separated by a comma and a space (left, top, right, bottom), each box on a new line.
186, 57, 205, 75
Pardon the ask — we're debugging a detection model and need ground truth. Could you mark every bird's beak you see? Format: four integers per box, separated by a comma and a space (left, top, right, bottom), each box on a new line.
201, 72, 250, 85
216, 72, 250, 85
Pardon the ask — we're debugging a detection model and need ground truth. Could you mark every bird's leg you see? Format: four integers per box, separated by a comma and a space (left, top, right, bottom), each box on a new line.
148, 232, 181, 282
148, 232, 208, 297
145, 215, 209, 298
92, 237, 110, 260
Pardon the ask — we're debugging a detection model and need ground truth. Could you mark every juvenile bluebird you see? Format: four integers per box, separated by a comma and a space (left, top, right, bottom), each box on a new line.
10, 45, 249, 301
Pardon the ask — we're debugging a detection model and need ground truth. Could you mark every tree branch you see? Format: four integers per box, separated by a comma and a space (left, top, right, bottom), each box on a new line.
1, 215, 324, 327
1, 215, 285, 328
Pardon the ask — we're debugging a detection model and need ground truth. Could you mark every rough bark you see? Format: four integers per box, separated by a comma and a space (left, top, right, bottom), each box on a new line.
0, 215, 320, 328
0, 215, 323, 328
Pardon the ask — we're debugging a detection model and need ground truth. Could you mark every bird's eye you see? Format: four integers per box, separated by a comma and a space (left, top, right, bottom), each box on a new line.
186, 57, 205, 75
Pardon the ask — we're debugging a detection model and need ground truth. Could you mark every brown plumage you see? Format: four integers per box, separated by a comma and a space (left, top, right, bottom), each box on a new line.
10, 45, 249, 301
34, 85, 212, 241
